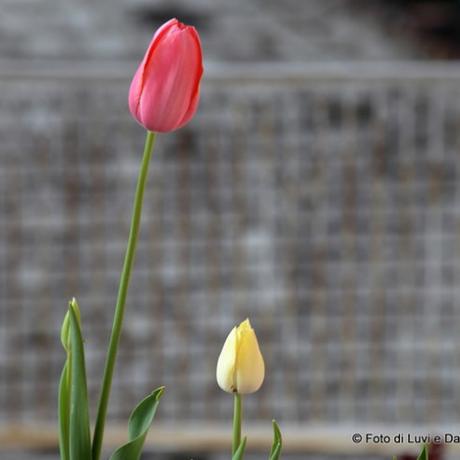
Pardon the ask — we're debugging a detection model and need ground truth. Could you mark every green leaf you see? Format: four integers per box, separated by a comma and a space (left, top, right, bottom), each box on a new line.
417, 445, 428, 460
232, 437, 247, 460
109, 387, 165, 460
58, 359, 70, 460
269, 420, 282, 460
68, 302, 92, 460
269, 443, 281, 460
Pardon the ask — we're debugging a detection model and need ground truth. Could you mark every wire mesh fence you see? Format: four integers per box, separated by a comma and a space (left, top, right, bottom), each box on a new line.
2, 62, 460, 450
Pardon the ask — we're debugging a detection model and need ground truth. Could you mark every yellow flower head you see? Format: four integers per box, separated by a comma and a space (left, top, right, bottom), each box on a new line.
216, 319, 265, 394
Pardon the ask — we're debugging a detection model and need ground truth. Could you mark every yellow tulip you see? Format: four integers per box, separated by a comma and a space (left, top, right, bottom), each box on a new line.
216, 319, 265, 394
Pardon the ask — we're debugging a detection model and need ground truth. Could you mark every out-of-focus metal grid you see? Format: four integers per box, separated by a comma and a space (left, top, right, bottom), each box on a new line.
2, 62, 460, 428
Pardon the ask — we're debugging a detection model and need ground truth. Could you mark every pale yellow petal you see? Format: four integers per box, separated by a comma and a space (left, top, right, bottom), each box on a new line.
235, 320, 265, 394
238, 318, 252, 332
216, 326, 238, 393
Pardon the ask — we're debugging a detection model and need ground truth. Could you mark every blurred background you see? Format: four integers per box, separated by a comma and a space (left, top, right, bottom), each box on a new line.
2, 0, 460, 459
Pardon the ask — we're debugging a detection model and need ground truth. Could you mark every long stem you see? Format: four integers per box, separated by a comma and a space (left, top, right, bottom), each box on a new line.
92, 130, 156, 460
232, 393, 242, 456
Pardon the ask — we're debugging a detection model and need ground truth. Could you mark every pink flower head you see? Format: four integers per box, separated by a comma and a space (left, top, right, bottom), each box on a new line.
129, 18, 203, 133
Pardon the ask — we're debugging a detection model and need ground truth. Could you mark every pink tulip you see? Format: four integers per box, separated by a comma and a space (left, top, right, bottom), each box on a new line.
129, 18, 203, 133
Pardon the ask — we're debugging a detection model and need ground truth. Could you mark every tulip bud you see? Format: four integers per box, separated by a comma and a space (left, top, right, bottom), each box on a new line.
216, 319, 265, 394
60, 298, 81, 352
128, 18, 203, 133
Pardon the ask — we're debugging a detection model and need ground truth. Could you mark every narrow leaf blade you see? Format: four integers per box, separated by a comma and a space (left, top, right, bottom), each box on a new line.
417, 445, 428, 460
110, 387, 164, 460
269, 443, 281, 460
58, 359, 70, 460
68, 303, 92, 460
232, 437, 247, 460
269, 420, 283, 460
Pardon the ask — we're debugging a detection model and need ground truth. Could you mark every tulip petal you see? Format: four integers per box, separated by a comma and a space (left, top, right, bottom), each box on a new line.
129, 19, 179, 123
174, 26, 203, 129
235, 320, 265, 394
128, 65, 143, 121
216, 326, 238, 393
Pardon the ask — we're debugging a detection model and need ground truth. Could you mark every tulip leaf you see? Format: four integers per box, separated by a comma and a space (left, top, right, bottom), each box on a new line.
232, 437, 247, 460
109, 387, 165, 460
58, 359, 70, 460
269, 420, 282, 460
417, 445, 428, 460
68, 302, 92, 460
269, 443, 281, 460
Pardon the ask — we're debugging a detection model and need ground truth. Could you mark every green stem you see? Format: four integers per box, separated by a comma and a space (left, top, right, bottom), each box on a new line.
232, 393, 242, 456
92, 130, 156, 460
